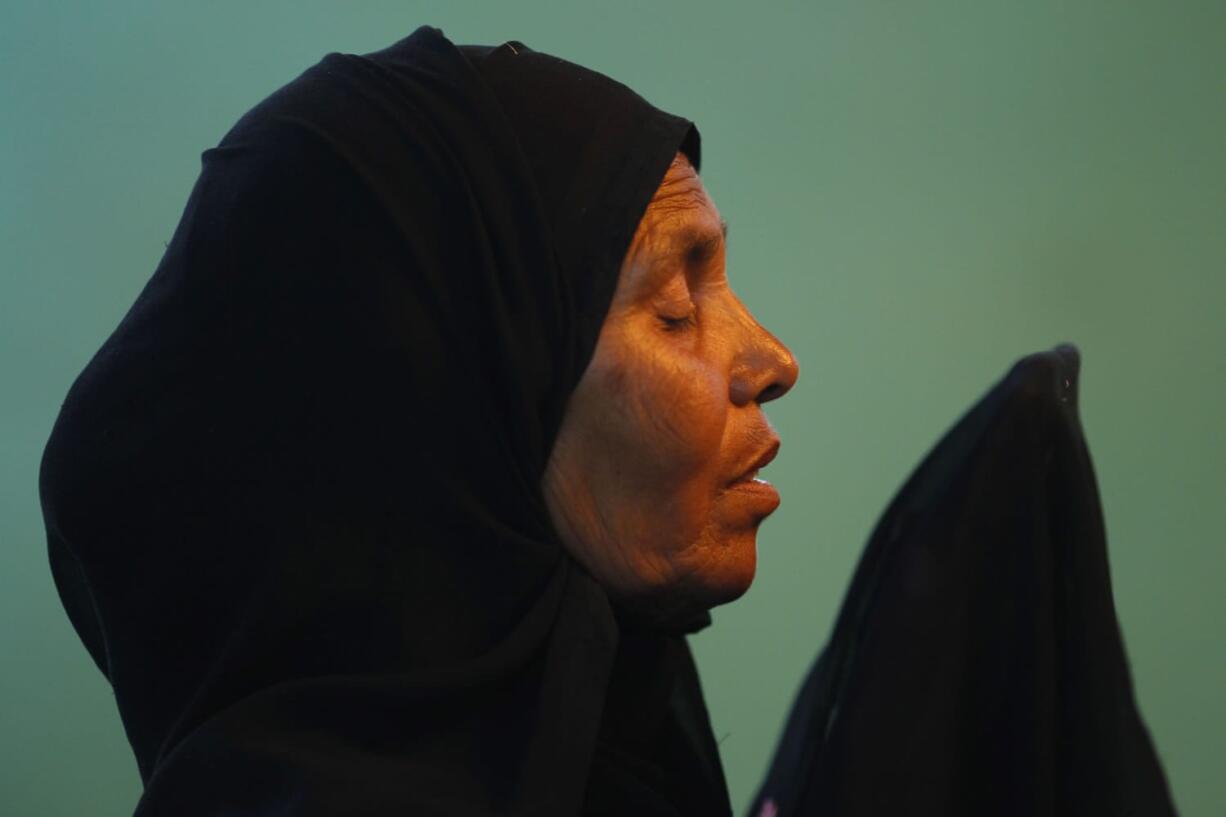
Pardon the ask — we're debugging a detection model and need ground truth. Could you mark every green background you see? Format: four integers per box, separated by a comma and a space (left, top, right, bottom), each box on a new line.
3, 2, 1222, 814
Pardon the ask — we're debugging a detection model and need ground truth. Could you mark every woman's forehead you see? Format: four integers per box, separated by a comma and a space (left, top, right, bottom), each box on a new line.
637, 159, 722, 254
651, 154, 707, 210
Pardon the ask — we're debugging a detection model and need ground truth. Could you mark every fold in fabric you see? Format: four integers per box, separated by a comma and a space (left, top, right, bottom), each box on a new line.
39, 25, 729, 816
750, 344, 1177, 817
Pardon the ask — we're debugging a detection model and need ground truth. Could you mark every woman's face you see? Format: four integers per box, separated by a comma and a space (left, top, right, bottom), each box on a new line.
542, 152, 799, 626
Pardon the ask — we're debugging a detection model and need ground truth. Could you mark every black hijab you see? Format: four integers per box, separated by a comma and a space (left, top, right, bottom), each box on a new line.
39, 26, 730, 816
749, 345, 1177, 816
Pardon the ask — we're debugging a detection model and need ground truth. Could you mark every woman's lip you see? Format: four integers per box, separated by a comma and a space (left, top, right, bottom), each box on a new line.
730, 475, 773, 490
726, 477, 781, 510
728, 438, 781, 486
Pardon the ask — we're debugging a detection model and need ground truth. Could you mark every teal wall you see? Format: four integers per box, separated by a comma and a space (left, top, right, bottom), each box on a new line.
3, 2, 1222, 814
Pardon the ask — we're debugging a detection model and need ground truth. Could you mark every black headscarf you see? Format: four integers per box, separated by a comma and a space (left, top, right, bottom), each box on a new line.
749, 345, 1177, 816
38, 26, 730, 816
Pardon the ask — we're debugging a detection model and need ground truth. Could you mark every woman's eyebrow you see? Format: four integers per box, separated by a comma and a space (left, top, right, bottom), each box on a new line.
639, 218, 728, 293
675, 218, 728, 270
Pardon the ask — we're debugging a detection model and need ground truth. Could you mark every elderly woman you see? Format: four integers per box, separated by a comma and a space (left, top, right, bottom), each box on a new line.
39, 25, 794, 816
40, 24, 1180, 817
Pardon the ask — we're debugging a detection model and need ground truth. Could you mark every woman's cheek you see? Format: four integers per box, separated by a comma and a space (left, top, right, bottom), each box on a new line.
649, 354, 727, 474
592, 328, 726, 494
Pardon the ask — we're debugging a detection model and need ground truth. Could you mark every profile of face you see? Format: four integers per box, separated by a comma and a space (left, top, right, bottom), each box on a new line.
542, 152, 800, 626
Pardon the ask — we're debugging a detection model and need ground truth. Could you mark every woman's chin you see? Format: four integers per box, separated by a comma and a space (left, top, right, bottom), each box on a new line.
706, 539, 758, 606
604, 527, 762, 630
671, 535, 759, 613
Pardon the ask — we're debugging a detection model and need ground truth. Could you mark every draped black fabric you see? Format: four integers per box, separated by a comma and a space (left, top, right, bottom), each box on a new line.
749, 345, 1177, 817
38, 25, 730, 816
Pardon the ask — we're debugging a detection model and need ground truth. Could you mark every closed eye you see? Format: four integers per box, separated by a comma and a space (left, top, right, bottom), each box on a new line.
660, 310, 697, 331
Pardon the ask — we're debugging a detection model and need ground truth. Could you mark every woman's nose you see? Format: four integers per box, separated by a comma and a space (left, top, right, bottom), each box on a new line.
730, 318, 800, 407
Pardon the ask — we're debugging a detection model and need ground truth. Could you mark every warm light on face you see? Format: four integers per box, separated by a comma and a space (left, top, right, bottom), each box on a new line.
542, 152, 799, 627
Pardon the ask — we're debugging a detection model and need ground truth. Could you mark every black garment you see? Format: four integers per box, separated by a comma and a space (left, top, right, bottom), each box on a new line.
39, 26, 729, 816
749, 345, 1177, 817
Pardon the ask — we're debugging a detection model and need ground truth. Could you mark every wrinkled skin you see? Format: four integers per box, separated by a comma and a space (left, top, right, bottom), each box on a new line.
542, 152, 800, 627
